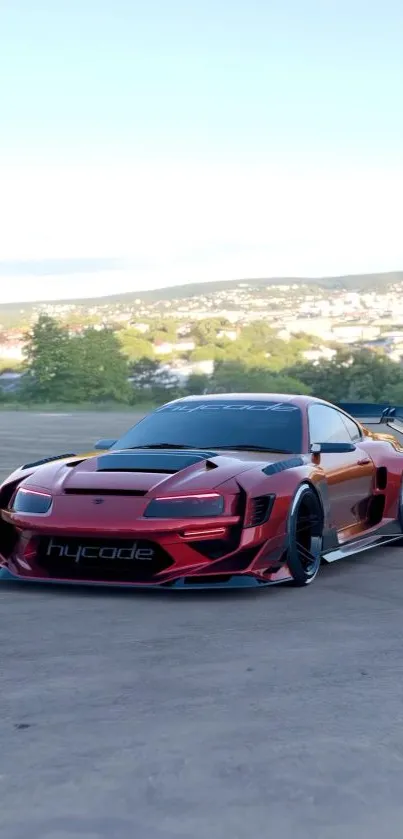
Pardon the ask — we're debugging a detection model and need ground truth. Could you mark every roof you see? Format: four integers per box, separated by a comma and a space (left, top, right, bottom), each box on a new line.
170, 392, 314, 405
167, 393, 348, 412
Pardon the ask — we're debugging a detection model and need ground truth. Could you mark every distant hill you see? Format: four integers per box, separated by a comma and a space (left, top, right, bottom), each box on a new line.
90, 271, 403, 302
0, 270, 402, 317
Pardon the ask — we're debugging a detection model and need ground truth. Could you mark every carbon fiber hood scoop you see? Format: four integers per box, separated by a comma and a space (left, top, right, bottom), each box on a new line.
96, 450, 218, 474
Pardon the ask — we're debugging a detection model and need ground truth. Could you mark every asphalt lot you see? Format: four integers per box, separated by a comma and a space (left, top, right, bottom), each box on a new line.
2, 411, 403, 839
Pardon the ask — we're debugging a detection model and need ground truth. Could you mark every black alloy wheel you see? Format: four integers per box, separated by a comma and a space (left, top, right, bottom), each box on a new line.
286, 484, 324, 586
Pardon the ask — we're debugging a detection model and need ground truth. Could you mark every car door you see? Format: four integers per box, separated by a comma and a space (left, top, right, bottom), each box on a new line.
308, 404, 376, 531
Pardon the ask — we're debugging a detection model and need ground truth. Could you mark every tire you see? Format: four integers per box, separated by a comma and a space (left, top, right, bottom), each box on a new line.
286, 484, 324, 586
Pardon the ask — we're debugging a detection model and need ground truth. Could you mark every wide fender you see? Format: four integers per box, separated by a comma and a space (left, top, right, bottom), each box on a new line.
234, 458, 311, 497
234, 458, 331, 533
0, 451, 81, 503
0, 468, 35, 503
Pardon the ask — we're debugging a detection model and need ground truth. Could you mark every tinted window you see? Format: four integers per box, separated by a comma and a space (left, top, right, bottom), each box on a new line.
309, 405, 352, 444
114, 400, 303, 453
340, 414, 362, 442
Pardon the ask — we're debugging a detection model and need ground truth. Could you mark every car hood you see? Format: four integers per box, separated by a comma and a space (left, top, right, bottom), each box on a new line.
18, 447, 293, 496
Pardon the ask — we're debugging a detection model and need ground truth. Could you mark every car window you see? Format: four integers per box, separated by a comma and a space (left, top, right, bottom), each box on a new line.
113, 399, 304, 453
308, 404, 352, 444
340, 414, 362, 442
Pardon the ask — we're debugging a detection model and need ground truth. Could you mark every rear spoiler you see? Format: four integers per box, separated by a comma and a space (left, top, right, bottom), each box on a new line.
337, 402, 403, 432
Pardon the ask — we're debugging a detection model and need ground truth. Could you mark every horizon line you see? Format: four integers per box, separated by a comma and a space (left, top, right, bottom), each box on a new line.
1, 269, 403, 308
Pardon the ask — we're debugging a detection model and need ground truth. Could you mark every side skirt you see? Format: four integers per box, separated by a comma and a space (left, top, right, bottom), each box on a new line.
322, 521, 403, 563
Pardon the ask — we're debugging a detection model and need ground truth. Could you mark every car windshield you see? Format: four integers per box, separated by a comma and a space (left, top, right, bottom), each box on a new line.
113, 399, 303, 454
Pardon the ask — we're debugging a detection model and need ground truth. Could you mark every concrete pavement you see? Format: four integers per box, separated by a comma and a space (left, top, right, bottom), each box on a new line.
1, 411, 403, 839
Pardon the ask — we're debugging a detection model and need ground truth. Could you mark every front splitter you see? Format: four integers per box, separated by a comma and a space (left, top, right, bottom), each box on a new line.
0, 566, 277, 590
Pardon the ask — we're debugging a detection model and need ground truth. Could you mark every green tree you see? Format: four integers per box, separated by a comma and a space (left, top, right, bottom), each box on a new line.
147, 319, 178, 343
184, 373, 211, 394
22, 314, 76, 401
208, 323, 318, 371
189, 344, 217, 362
209, 360, 311, 395
118, 330, 154, 361
286, 348, 403, 404
191, 318, 230, 346
241, 322, 276, 347
129, 357, 181, 402
72, 328, 131, 403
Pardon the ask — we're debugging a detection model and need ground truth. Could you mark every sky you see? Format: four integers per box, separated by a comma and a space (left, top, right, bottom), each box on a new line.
0, 0, 402, 303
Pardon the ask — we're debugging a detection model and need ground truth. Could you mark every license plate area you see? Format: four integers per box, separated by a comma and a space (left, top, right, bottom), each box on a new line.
36, 536, 173, 581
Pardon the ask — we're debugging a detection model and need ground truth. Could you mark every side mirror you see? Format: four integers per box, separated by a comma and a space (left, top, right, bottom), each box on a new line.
94, 439, 117, 450
310, 442, 356, 454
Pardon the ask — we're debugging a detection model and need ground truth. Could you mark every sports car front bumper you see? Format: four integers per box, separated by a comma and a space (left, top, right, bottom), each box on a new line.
0, 565, 291, 589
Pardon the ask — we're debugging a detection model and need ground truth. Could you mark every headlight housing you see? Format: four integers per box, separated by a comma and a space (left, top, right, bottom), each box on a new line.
11, 488, 53, 514
144, 493, 224, 518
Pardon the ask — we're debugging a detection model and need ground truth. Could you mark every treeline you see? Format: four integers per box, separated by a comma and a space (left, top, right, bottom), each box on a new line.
3, 314, 403, 406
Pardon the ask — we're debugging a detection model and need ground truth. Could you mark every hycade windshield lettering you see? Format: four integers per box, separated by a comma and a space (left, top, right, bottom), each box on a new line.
156, 401, 300, 413
113, 399, 303, 454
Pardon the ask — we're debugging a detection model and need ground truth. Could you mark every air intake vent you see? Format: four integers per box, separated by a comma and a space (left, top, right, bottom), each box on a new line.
246, 495, 275, 528
376, 467, 387, 490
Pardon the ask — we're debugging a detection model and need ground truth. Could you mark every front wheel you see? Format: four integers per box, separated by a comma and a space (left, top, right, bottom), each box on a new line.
286, 484, 324, 586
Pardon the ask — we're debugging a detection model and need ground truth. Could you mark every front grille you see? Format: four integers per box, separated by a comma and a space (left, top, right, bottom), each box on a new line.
189, 538, 233, 559
35, 536, 173, 582
209, 544, 264, 573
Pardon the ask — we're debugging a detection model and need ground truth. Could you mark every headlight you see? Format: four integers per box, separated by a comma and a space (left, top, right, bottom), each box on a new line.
11, 488, 53, 514
144, 493, 224, 518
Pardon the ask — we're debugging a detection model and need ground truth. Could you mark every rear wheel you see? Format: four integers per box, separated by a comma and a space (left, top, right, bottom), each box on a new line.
286, 484, 324, 586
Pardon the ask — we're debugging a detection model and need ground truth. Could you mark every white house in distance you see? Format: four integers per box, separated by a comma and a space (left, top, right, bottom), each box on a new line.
301, 347, 337, 363
154, 339, 196, 355
159, 359, 215, 383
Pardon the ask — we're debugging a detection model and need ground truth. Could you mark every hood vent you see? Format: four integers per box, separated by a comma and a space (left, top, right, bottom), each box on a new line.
22, 453, 76, 469
64, 488, 147, 497
96, 450, 217, 474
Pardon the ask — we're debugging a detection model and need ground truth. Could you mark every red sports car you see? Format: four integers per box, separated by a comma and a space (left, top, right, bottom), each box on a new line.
1, 393, 403, 590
